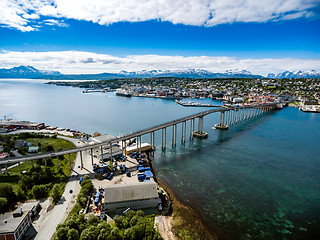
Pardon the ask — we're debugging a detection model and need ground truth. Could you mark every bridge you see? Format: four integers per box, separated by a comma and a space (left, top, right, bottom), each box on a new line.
0, 102, 282, 173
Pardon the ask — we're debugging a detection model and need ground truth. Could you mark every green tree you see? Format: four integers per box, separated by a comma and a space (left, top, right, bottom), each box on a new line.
32, 184, 48, 199
0, 183, 16, 202
67, 228, 79, 240
51, 184, 61, 205
55, 226, 69, 240
87, 214, 98, 226
46, 144, 54, 152
14, 186, 26, 202
0, 197, 8, 213
3, 146, 11, 153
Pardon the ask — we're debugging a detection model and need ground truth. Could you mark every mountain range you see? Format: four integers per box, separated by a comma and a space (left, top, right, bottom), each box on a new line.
0, 66, 319, 79
0, 66, 62, 78
267, 70, 320, 79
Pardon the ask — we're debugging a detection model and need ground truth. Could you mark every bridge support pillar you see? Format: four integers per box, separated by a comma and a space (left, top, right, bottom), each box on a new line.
215, 111, 228, 130
140, 136, 142, 154
183, 121, 186, 143
80, 151, 83, 169
161, 128, 164, 149
5, 164, 8, 174
31, 160, 34, 168
110, 142, 113, 160
124, 140, 127, 159
193, 116, 208, 138
44, 158, 47, 169
152, 131, 155, 154
57, 156, 60, 168
189, 119, 192, 139
18, 162, 21, 174
175, 124, 177, 146
69, 153, 72, 170
172, 125, 174, 146
100, 146, 103, 162
91, 148, 93, 165
164, 128, 166, 149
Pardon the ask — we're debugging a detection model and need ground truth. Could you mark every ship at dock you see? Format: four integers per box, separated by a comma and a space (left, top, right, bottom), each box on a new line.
300, 105, 320, 113
115, 89, 132, 97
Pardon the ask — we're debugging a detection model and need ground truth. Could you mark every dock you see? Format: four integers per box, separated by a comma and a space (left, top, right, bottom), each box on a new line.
175, 100, 221, 107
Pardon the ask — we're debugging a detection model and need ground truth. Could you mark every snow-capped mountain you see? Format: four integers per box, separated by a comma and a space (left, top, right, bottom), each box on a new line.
267, 70, 320, 79
2, 66, 319, 80
114, 68, 258, 78
0, 66, 62, 78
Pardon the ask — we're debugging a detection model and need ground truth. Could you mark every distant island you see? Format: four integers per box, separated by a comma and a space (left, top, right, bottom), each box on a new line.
1, 65, 320, 80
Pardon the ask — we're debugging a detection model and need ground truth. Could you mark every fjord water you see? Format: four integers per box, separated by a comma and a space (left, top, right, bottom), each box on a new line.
1, 79, 320, 239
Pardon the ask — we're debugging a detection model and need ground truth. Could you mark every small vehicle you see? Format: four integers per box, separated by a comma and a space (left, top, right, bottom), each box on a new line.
69, 189, 73, 194
100, 211, 106, 220
79, 209, 85, 214
158, 204, 163, 211
106, 172, 114, 180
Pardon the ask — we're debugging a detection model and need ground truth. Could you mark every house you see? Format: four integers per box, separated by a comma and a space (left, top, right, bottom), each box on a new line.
14, 140, 27, 149
0, 153, 9, 159
104, 181, 159, 212
28, 146, 39, 153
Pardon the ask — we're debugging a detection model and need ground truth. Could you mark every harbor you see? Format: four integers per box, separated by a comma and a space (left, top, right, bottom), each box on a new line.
175, 100, 222, 107
1, 79, 320, 240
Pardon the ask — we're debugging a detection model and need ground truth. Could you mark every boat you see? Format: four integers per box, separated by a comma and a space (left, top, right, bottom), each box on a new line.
214, 124, 229, 130
300, 105, 320, 113
115, 89, 132, 97
83, 88, 104, 93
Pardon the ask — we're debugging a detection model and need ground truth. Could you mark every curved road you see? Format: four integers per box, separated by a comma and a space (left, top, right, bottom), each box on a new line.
34, 136, 93, 240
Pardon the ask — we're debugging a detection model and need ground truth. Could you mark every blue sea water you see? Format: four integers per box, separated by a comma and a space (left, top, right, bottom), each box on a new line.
1, 79, 319, 239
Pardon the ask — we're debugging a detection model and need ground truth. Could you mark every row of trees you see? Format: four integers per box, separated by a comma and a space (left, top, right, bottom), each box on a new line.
0, 165, 67, 212
55, 176, 162, 240
56, 210, 162, 240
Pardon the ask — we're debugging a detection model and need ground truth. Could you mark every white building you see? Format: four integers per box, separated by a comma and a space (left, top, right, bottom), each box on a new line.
104, 182, 159, 212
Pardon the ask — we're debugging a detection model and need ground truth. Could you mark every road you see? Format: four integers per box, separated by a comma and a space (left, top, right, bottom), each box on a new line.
34, 136, 94, 240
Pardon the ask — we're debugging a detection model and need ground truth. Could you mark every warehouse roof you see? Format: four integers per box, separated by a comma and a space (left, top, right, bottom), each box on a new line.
0, 211, 28, 233
104, 182, 158, 204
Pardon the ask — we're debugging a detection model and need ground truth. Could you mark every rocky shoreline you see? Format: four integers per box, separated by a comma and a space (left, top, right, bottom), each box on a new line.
156, 178, 219, 240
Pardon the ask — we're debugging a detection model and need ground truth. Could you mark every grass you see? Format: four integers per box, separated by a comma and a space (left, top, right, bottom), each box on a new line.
8, 137, 76, 176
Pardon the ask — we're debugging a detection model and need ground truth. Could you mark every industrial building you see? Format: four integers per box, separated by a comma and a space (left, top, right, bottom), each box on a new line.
104, 181, 159, 212
0, 201, 40, 240
0, 120, 44, 130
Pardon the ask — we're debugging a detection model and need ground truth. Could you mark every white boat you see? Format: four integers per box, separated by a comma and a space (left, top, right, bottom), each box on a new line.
115, 89, 132, 97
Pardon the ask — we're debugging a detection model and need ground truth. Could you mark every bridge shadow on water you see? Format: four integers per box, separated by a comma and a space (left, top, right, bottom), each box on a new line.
214, 111, 276, 145
157, 111, 276, 164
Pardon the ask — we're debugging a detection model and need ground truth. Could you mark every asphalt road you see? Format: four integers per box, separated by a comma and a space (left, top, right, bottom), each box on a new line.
34, 136, 93, 240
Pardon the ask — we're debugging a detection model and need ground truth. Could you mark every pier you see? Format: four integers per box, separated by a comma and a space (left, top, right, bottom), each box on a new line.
0, 102, 281, 170
175, 100, 221, 107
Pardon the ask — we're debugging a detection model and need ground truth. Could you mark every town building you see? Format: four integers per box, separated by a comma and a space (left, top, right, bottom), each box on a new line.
0, 120, 44, 130
0, 201, 40, 240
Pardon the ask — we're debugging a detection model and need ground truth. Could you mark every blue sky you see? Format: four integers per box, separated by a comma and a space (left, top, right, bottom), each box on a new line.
0, 0, 319, 75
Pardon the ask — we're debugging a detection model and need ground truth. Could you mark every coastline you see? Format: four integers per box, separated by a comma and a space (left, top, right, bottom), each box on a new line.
156, 178, 219, 240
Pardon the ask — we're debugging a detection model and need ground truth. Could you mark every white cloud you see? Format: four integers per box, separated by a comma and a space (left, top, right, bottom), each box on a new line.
43, 19, 68, 27
0, 0, 318, 31
0, 50, 319, 76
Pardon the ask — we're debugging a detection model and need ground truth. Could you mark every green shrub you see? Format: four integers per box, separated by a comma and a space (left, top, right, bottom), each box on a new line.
0, 197, 8, 213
